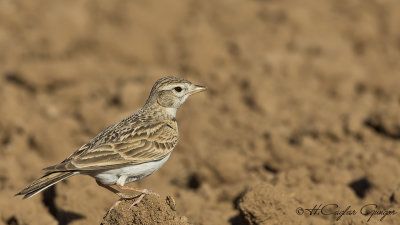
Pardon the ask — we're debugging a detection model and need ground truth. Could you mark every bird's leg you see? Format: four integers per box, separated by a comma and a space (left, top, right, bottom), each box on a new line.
115, 176, 160, 208
96, 180, 123, 213
116, 175, 159, 196
118, 185, 160, 208
128, 193, 145, 209
119, 185, 160, 196
97, 179, 143, 198
96, 180, 120, 194
96, 180, 141, 214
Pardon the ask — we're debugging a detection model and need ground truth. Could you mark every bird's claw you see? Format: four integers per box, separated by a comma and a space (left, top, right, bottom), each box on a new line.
128, 193, 146, 209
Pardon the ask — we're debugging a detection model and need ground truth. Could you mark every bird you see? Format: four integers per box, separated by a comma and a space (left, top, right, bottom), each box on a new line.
16, 76, 207, 209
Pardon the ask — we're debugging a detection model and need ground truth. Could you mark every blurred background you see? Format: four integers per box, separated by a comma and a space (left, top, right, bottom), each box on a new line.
1, 0, 400, 224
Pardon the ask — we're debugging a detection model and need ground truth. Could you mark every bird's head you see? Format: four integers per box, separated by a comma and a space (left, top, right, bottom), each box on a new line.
145, 76, 207, 116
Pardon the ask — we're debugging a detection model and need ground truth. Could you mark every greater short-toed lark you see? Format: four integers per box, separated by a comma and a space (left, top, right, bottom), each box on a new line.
16, 76, 206, 209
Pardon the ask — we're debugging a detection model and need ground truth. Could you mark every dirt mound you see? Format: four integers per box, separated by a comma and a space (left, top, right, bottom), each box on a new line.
101, 195, 190, 225
1, 0, 400, 224
238, 183, 300, 225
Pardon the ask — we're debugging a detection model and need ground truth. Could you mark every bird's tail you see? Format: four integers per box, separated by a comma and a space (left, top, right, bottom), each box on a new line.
15, 171, 77, 199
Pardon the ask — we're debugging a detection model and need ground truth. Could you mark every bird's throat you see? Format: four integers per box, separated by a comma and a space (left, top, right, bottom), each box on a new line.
163, 107, 177, 118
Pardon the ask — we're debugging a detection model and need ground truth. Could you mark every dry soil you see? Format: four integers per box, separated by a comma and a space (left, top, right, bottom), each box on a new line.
1, 0, 400, 224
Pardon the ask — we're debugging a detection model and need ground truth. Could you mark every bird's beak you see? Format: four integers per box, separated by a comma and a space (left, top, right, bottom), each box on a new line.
189, 85, 207, 95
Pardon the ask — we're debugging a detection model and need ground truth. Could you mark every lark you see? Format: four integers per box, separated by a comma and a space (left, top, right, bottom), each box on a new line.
16, 76, 206, 209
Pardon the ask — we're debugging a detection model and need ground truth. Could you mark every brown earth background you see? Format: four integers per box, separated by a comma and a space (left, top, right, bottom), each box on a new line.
1, 0, 400, 224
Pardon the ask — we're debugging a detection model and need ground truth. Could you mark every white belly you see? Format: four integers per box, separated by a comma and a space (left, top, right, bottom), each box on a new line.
91, 153, 171, 185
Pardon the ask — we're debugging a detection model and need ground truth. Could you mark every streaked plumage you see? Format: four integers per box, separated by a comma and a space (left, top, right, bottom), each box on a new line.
16, 76, 206, 206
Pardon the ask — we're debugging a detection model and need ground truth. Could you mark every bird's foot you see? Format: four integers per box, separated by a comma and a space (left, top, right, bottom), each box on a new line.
117, 192, 142, 199
117, 190, 157, 209
118, 186, 159, 209
105, 199, 122, 216
104, 192, 144, 215
98, 181, 160, 212
119, 185, 160, 197
140, 188, 160, 197
128, 193, 146, 209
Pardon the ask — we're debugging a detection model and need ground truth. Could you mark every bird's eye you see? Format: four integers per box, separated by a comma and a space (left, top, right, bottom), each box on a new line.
174, 87, 182, 92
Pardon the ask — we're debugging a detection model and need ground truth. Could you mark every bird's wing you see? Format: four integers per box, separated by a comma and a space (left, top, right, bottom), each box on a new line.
44, 121, 178, 172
